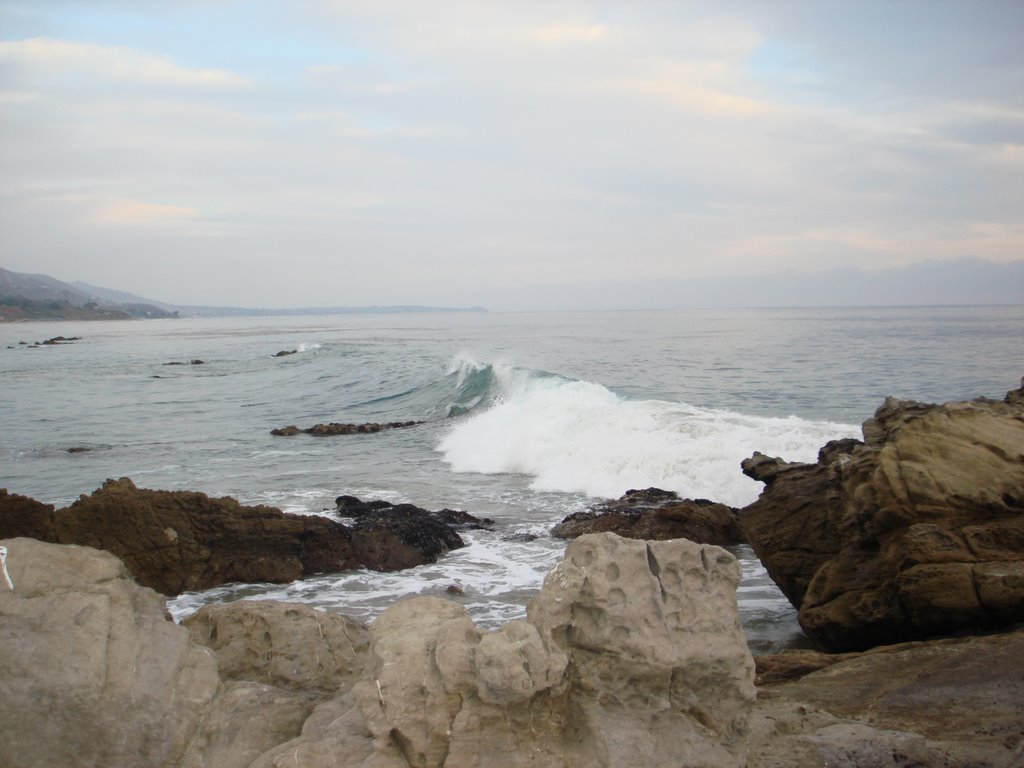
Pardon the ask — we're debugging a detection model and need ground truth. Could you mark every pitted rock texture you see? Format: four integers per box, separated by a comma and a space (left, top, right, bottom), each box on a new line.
741, 384, 1024, 651
3, 535, 1020, 768
235, 533, 757, 768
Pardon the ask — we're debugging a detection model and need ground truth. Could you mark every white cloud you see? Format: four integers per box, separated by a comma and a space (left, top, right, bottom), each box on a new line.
0, 37, 249, 89
91, 199, 199, 225
525, 23, 608, 44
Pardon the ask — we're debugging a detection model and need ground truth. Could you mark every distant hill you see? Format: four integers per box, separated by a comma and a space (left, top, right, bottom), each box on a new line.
69, 281, 177, 311
1, 267, 488, 321
0, 268, 178, 321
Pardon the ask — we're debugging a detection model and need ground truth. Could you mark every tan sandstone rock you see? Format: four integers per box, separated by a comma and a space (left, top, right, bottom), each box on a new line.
235, 533, 756, 768
0, 537, 220, 768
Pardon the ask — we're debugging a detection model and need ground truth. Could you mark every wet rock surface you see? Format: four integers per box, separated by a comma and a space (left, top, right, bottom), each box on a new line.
271, 420, 423, 436
552, 487, 745, 545
741, 383, 1024, 651
0, 479, 466, 595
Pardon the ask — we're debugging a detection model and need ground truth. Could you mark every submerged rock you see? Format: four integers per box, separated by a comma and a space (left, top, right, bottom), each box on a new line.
741, 383, 1024, 652
0, 478, 466, 595
552, 487, 745, 545
335, 495, 494, 529
272, 420, 423, 436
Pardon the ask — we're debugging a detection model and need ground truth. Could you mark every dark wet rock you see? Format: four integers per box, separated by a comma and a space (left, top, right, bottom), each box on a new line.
274, 349, 298, 357
741, 383, 1024, 652
272, 420, 424, 436
0, 478, 466, 595
350, 506, 465, 571
335, 495, 493, 529
502, 532, 539, 543
334, 495, 394, 516
552, 487, 745, 545
66, 446, 92, 453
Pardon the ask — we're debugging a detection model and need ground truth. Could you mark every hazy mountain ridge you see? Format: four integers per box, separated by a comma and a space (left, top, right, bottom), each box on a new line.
0, 267, 487, 321
0, 268, 177, 321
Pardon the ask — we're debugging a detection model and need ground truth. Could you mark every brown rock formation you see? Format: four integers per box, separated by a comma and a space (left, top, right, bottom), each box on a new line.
748, 628, 1024, 767
552, 487, 745, 545
0, 478, 466, 595
741, 384, 1024, 651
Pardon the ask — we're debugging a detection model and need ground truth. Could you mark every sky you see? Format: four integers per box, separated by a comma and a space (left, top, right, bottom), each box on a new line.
0, 1, 1021, 310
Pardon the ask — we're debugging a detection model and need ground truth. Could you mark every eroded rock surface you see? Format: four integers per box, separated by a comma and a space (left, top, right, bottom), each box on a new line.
2, 534, 1019, 768
251, 532, 756, 768
0, 537, 220, 768
741, 384, 1024, 651
747, 628, 1024, 767
552, 487, 745, 545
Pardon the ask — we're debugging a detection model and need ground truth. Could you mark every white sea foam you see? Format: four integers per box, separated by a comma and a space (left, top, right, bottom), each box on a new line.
297, 342, 322, 352
438, 373, 860, 507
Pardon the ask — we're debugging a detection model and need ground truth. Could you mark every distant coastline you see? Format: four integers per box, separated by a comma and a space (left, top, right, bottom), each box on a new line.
0, 266, 487, 322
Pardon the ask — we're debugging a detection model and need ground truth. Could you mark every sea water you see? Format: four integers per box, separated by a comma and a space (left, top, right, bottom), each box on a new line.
2, 306, 1022, 653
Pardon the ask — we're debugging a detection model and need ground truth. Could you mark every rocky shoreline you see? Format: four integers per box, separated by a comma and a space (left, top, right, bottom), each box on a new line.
1, 382, 1023, 766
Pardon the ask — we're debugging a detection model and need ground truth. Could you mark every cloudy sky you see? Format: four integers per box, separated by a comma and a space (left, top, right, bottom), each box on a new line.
1, 1, 1021, 310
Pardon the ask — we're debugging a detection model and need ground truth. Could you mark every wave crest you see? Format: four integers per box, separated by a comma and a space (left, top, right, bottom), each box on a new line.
437, 367, 859, 506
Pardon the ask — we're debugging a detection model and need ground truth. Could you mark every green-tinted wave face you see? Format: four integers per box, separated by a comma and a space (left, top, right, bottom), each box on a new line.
445, 360, 498, 417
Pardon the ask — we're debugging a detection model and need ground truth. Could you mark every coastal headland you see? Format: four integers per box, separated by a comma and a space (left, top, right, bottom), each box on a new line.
1, 383, 1022, 766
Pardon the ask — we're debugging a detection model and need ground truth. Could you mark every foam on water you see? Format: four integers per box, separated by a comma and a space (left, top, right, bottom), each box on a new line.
439, 368, 860, 506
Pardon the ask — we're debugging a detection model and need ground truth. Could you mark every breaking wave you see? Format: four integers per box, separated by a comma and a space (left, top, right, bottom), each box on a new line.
437, 364, 860, 506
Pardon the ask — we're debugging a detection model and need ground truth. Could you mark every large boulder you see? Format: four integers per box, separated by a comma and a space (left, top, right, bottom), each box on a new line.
551, 487, 745, 545
0, 537, 220, 768
741, 384, 1024, 651
241, 533, 756, 768
0, 478, 466, 595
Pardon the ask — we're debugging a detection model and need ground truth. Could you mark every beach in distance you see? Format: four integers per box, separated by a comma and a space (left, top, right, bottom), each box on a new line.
2, 305, 1023, 652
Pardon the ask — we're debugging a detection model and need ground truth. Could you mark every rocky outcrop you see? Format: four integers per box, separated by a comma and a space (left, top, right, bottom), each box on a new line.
336, 496, 494, 528
0, 537, 220, 768
4, 535, 1020, 767
0, 479, 466, 595
338, 497, 493, 571
238, 533, 755, 768
272, 420, 423, 436
552, 487, 745, 545
747, 628, 1024, 767
0, 534, 755, 768
741, 384, 1024, 651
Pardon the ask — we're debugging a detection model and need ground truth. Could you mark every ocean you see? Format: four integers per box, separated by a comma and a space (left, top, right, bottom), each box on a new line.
2, 305, 1022, 653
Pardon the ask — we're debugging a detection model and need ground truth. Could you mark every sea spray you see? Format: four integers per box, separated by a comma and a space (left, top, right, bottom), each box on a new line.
439, 369, 859, 506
